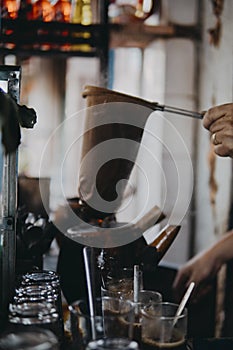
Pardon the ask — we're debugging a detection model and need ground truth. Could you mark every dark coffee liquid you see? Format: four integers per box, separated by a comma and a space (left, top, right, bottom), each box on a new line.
133, 321, 142, 344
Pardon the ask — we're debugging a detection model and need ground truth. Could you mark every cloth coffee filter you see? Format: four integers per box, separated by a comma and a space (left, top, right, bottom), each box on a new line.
78, 85, 156, 217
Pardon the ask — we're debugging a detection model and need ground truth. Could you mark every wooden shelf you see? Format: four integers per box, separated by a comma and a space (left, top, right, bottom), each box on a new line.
110, 22, 201, 49
0, 19, 108, 57
0, 19, 201, 57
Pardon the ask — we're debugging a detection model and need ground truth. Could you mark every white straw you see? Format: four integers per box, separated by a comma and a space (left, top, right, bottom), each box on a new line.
133, 265, 140, 316
172, 281, 195, 328
133, 265, 140, 303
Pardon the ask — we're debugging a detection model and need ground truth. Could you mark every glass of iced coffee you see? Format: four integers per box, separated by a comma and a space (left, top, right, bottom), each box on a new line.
124, 290, 162, 346
141, 302, 187, 350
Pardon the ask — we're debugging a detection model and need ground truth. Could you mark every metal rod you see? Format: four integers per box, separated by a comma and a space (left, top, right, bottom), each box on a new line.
155, 104, 203, 119
83, 246, 96, 340
0, 65, 21, 330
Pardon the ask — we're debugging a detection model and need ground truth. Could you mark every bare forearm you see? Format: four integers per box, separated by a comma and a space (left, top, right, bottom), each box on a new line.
173, 229, 233, 300
209, 229, 233, 266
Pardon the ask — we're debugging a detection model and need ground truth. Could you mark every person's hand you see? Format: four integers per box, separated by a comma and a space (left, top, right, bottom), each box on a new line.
172, 249, 222, 303
203, 103, 233, 158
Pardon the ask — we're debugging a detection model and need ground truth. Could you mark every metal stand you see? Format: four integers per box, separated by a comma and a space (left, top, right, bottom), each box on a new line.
0, 65, 21, 330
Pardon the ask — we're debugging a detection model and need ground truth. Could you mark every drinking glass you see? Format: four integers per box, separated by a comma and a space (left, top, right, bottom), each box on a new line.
20, 270, 63, 337
122, 289, 162, 346
8, 301, 61, 341
69, 297, 135, 349
141, 302, 188, 350
0, 328, 59, 350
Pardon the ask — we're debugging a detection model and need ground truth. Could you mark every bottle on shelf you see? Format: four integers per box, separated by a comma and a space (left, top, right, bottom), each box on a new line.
108, 0, 154, 23
70, 0, 93, 52
70, 0, 92, 24
32, 0, 55, 21
53, 0, 71, 22
1, 0, 20, 49
70, 0, 82, 23
81, 0, 92, 25
53, 0, 72, 51
135, 0, 146, 19
31, 0, 55, 50
1, 0, 20, 19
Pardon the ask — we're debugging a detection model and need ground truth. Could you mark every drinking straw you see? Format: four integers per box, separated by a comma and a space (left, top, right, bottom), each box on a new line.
172, 281, 195, 328
83, 246, 96, 339
133, 265, 140, 314
164, 282, 195, 343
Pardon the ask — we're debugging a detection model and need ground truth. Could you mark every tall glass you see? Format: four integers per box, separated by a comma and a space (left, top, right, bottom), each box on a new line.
69, 297, 135, 349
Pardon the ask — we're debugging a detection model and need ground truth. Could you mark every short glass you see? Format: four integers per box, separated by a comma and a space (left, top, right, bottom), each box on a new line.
123, 290, 162, 346
69, 297, 135, 348
0, 328, 59, 350
8, 301, 61, 341
20, 271, 62, 311
141, 302, 188, 350
86, 338, 139, 350
19, 270, 64, 338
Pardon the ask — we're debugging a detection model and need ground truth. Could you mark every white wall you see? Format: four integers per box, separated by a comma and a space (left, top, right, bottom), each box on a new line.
157, 0, 199, 264
112, 45, 166, 228
19, 56, 100, 211
19, 57, 66, 178
194, 0, 233, 254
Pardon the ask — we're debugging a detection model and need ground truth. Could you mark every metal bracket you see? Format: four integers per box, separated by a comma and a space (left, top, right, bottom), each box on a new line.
2, 217, 14, 231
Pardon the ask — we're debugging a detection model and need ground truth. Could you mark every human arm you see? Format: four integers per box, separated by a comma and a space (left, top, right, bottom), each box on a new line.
203, 103, 233, 158
173, 229, 233, 302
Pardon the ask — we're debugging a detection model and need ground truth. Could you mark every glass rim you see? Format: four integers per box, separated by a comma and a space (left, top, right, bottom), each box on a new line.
130, 289, 163, 304
68, 296, 134, 317
135, 289, 162, 296
15, 285, 57, 297
106, 267, 141, 279
101, 288, 162, 301
21, 270, 60, 286
100, 285, 123, 295
8, 313, 59, 325
141, 301, 187, 320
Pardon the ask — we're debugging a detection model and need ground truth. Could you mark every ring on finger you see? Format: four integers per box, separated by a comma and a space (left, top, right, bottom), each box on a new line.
211, 133, 220, 145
